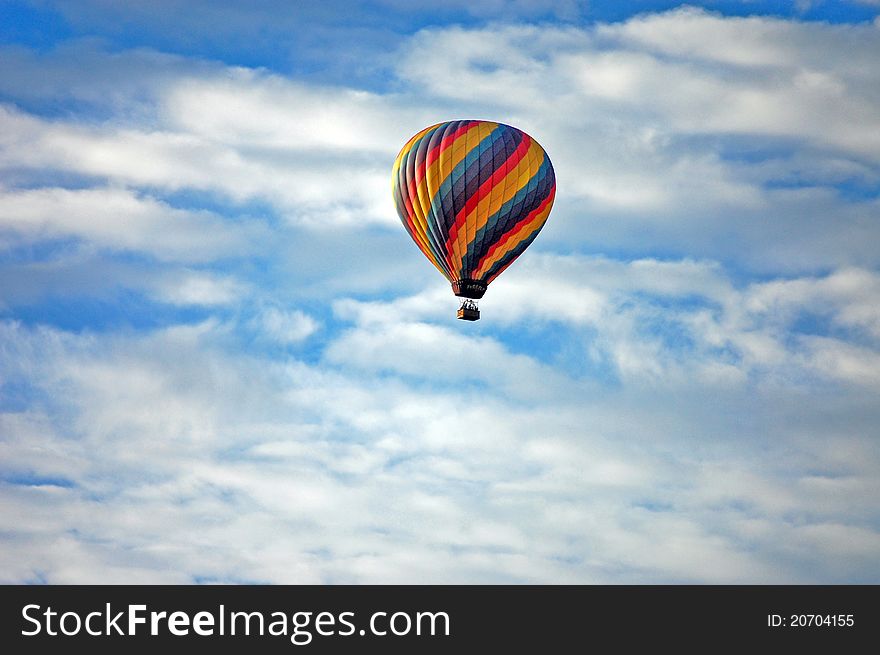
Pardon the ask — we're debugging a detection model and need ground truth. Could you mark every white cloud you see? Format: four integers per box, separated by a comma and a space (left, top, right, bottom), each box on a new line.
0, 184, 261, 262
324, 319, 572, 401
151, 272, 246, 306
163, 72, 417, 153
254, 307, 319, 344
1, 318, 878, 583
333, 253, 880, 390
745, 267, 880, 338
800, 336, 880, 386
602, 7, 880, 74
0, 100, 399, 230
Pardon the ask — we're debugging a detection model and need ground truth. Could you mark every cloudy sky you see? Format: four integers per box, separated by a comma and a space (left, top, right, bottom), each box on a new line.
1, 0, 879, 584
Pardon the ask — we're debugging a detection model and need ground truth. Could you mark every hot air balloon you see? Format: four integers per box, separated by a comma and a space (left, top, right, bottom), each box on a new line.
391, 120, 556, 321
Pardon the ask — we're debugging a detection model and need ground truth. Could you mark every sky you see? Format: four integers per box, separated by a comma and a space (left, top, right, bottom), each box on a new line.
1, 0, 879, 584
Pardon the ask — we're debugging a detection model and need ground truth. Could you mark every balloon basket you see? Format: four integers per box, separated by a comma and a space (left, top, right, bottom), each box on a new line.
457, 299, 480, 321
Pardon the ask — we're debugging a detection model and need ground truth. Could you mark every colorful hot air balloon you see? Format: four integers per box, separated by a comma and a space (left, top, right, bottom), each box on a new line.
391, 120, 556, 321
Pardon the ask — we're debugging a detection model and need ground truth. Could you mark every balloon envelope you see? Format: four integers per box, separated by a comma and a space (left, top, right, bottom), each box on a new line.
392, 120, 556, 299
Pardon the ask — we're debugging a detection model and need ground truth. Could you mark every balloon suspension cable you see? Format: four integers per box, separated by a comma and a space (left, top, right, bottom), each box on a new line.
456, 298, 480, 321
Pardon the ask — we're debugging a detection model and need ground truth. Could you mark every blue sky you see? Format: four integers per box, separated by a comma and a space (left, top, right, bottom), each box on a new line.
1, 0, 879, 583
